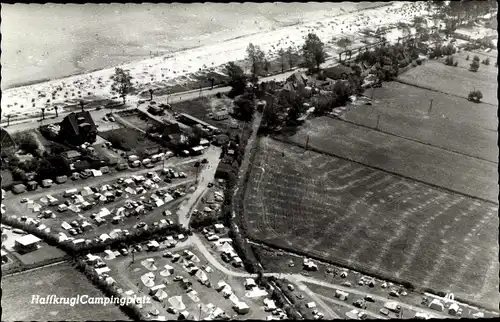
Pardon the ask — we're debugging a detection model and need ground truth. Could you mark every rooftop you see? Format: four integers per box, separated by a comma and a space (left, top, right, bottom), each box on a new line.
16, 234, 41, 246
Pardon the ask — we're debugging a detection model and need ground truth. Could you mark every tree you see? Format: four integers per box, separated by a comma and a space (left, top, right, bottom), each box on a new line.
468, 90, 483, 103
277, 48, 287, 72
41, 108, 45, 121
53, 106, 59, 118
246, 43, 265, 80
225, 62, 246, 98
302, 33, 326, 71
80, 100, 85, 112
482, 58, 490, 65
14, 133, 39, 155
469, 60, 479, 72
336, 37, 352, 62
286, 46, 296, 69
110, 67, 134, 104
208, 76, 215, 90
473, 55, 480, 62
148, 89, 154, 101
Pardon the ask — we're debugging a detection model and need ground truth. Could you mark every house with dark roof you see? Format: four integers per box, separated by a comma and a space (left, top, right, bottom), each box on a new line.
323, 66, 355, 80
58, 111, 97, 145
0, 127, 16, 152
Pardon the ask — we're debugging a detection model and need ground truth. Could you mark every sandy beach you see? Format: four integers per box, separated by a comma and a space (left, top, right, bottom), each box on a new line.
1, 2, 429, 120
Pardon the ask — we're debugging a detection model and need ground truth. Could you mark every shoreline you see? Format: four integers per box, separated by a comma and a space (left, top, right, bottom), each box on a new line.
2, 2, 393, 91
2, 1, 424, 119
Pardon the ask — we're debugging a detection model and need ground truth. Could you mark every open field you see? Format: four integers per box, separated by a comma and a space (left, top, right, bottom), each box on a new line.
106, 246, 269, 320
281, 117, 498, 202
244, 137, 499, 310
341, 82, 497, 162
99, 128, 162, 157
1, 262, 129, 321
170, 96, 244, 132
397, 52, 498, 106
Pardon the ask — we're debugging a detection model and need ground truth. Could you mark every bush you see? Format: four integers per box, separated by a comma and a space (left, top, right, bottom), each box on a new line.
453, 61, 458, 67
469, 60, 480, 72
482, 58, 490, 65
468, 90, 483, 103
411, 60, 417, 67
465, 55, 469, 60
473, 55, 480, 62
416, 58, 423, 65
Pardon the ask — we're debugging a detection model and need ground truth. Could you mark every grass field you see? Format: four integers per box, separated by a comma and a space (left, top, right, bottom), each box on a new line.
342, 82, 497, 162
1, 263, 129, 321
281, 116, 497, 202
397, 51, 498, 106
244, 137, 499, 310
99, 128, 161, 158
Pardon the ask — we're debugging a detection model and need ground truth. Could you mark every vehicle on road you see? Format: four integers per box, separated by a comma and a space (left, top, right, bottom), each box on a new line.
20, 198, 28, 203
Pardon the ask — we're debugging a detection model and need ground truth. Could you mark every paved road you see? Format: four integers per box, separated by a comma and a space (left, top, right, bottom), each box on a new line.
283, 275, 450, 319
317, 293, 389, 320
296, 281, 341, 319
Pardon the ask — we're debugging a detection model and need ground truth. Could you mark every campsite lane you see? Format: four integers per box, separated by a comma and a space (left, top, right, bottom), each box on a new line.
177, 146, 222, 228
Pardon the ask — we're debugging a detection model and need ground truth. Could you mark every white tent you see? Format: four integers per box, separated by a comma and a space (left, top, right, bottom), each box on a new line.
428, 299, 444, 312
98, 208, 111, 218
168, 295, 186, 311
141, 258, 158, 271
91, 169, 103, 177
153, 289, 168, 301
140, 272, 156, 287
160, 264, 174, 277
81, 187, 93, 196
154, 199, 164, 207
448, 303, 460, 315
195, 269, 208, 282
104, 249, 115, 260
472, 312, 484, 319
164, 194, 174, 203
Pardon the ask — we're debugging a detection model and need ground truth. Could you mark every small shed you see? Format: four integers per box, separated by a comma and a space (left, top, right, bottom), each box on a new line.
15, 234, 41, 253
26, 180, 38, 191
335, 290, 349, 301
214, 223, 225, 233
448, 303, 460, 315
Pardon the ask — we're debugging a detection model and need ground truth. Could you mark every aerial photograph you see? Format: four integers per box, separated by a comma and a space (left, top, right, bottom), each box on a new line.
0, 1, 498, 320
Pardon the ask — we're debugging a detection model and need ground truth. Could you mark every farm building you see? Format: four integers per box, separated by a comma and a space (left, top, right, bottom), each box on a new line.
15, 234, 41, 253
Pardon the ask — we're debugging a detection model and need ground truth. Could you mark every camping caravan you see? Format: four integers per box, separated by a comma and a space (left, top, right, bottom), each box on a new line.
64, 188, 78, 197
233, 302, 250, 315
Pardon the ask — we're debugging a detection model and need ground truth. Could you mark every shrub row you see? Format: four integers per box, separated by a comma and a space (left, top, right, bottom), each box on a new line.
1, 215, 188, 256
274, 278, 314, 319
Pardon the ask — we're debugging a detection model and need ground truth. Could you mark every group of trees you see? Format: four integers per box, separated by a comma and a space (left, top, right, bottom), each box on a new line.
468, 90, 483, 103
444, 55, 458, 67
